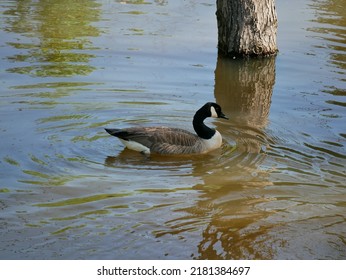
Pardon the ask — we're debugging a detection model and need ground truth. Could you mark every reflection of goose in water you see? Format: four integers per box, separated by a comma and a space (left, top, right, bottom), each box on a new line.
105, 102, 228, 155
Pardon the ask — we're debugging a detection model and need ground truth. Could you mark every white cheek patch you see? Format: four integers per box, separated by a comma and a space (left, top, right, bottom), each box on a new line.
210, 106, 218, 118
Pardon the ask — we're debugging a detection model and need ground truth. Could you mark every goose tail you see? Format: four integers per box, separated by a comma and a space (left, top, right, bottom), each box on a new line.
105, 128, 121, 136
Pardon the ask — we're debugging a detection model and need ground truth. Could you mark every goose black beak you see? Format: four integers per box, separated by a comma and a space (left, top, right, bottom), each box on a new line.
219, 112, 229, 120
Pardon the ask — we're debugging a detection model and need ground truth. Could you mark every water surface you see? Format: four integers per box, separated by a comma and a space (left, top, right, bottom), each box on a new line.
0, 0, 345, 259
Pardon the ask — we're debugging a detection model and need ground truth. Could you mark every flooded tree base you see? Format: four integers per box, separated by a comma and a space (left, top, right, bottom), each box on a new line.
216, 0, 278, 57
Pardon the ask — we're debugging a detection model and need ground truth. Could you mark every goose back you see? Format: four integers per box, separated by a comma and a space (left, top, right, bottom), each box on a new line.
109, 126, 210, 154
105, 102, 227, 155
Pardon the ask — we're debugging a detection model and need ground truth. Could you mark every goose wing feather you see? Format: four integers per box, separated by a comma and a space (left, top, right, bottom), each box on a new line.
109, 127, 204, 154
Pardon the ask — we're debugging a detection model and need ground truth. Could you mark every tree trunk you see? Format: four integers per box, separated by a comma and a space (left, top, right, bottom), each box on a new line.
216, 0, 278, 57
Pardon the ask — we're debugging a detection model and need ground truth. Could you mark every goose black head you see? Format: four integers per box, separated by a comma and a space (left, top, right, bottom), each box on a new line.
205, 102, 228, 119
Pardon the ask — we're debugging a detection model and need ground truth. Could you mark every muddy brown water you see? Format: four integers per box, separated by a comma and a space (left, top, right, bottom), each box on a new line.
0, 0, 345, 259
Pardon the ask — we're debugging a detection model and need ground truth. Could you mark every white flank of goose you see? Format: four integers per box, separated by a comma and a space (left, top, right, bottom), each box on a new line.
105, 102, 228, 155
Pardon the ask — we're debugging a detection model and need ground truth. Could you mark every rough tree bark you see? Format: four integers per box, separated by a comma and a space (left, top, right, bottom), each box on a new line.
216, 0, 278, 57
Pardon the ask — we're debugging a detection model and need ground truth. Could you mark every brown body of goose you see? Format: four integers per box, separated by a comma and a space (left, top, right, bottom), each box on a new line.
105, 102, 228, 155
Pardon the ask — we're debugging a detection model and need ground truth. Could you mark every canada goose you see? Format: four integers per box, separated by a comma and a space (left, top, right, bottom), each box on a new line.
105, 102, 228, 155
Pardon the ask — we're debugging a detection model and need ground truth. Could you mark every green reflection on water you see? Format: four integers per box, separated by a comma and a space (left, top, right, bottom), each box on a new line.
116, 0, 152, 4
38, 114, 90, 124
19, 170, 93, 187
121, 10, 147, 15
52, 210, 110, 221
4, 0, 101, 77
7, 64, 96, 77
35, 193, 132, 207
11, 82, 99, 90
52, 224, 86, 235
4, 156, 20, 166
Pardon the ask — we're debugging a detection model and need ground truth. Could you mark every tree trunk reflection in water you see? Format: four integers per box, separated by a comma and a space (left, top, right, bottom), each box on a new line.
189, 56, 277, 259
215, 55, 276, 154
149, 57, 277, 259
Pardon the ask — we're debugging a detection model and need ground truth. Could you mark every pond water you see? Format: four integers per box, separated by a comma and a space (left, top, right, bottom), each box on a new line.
0, 0, 345, 259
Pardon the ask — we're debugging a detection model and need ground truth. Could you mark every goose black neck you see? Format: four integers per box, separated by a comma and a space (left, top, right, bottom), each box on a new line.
193, 110, 215, 140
